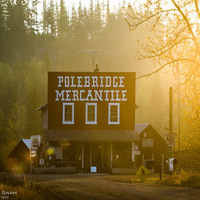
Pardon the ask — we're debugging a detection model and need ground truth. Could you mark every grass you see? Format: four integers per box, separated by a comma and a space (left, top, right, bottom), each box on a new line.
106, 172, 200, 187
104, 174, 162, 184
0, 183, 45, 200
0, 174, 55, 200
160, 170, 200, 188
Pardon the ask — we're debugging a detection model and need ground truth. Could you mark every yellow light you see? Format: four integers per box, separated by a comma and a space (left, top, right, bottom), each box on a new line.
47, 147, 55, 156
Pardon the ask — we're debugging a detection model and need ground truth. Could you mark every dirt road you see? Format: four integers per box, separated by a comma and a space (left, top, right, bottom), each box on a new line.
29, 174, 200, 200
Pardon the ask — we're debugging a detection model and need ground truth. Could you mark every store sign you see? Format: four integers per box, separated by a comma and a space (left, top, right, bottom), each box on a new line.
55, 76, 127, 102
135, 151, 140, 155
48, 72, 135, 130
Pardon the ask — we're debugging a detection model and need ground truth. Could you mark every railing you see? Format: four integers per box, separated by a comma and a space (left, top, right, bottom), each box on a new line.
48, 160, 77, 168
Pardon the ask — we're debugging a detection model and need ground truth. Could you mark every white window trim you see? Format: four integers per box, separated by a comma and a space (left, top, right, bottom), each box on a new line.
108, 103, 120, 124
63, 103, 74, 124
85, 103, 97, 124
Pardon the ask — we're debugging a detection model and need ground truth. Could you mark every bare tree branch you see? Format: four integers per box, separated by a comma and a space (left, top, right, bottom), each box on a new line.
137, 37, 193, 60
171, 0, 200, 55
137, 58, 200, 79
195, 0, 200, 19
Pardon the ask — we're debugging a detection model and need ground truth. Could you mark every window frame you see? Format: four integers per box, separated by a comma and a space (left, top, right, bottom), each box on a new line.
85, 103, 97, 124
63, 103, 74, 124
108, 103, 120, 124
142, 138, 154, 147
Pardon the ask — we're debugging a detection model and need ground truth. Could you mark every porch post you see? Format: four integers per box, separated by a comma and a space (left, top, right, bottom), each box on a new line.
162, 154, 164, 174
81, 142, 84, 172
89, 142, 92, 171
142, 154, 144, 166
101, 143, 104, 172
110, 142, 113, 169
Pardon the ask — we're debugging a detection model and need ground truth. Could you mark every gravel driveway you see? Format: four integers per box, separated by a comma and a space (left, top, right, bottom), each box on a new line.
29, 174, 200, 200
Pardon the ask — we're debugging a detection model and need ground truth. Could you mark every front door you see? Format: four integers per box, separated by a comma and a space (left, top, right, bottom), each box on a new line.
92, 143, 103, 173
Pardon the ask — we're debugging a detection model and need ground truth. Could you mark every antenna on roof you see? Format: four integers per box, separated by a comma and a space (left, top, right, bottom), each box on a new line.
76, 49, 120, 71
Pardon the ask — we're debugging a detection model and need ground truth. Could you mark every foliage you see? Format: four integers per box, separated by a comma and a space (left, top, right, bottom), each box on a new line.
0, 175, 55, 200
0, 61, 46, 170
162, 170, 200, 187
126, 0, 200, 172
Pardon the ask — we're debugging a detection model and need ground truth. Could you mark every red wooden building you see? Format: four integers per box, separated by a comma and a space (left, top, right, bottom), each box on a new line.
36, 72, 166, 174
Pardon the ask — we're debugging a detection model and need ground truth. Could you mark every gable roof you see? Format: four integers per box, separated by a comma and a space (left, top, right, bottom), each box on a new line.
22, 139, 31, 150
37, 103, 47, 111
135, 123, 150, 134
8, 139, 30, 158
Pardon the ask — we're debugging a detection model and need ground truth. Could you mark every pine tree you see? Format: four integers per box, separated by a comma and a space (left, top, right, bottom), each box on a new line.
30, 0, 40, 34
49, 0, 56, 36
42, 0, 48, 34
94, 0, 102, 34
70, 5, 78, 39
0, 0, 6, 60
57, 0, 69, 39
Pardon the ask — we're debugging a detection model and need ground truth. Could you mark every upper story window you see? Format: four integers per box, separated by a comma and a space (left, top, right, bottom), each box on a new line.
108, 103, 120, 124
143, 132, 147, 137
142, 138, 154, 147
86, 103, 97, 124
63, 103, 74, 124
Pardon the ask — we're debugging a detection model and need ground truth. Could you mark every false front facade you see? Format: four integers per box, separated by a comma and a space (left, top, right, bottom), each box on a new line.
38, 72, 139, 173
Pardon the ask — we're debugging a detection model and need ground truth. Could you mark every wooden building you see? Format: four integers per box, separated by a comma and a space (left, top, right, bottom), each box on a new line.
36, 72, 166, 174
135, 124, 166, 173
8, 139, 31, 173
37, 72, 141, 174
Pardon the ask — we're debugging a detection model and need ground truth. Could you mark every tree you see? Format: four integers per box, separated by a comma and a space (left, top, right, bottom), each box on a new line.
57, 0, 69, 39
126, 0, 200, 172
126, 0, 200, 78
0, 0, 6, 58
42, 0, 56, 36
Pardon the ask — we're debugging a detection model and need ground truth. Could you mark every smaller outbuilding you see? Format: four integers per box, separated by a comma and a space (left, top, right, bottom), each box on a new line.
8, 139, 31, 173
135, 123, 166, 173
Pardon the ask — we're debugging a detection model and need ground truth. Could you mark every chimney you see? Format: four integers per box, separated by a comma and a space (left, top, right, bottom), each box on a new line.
94, 62, 99, 72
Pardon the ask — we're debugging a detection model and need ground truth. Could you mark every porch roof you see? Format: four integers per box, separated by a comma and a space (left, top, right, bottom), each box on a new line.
46, 130, 139, 142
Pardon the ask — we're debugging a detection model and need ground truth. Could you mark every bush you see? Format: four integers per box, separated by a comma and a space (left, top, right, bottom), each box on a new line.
162, 170, 200, 187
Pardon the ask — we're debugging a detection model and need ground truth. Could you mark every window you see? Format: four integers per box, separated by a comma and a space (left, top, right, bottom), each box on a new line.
86, 103, 97, 124
143, 132, 147, 137
63, 103, 74, 124
142, 138, 154, 147
108, 103, 120, 124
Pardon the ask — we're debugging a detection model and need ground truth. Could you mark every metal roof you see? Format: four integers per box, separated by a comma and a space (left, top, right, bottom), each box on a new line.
37, 103, 47, 111
135, 123, 150, 134
22, 139, 31, 150
46, 130, 139, 142
8, 139, 30, 158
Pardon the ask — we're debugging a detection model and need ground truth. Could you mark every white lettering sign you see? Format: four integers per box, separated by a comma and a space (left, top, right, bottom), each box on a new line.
55, 76, 127, 102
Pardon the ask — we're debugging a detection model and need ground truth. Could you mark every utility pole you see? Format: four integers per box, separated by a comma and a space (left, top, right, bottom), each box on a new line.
177, 64, 181, 152
169, 87, 173, 137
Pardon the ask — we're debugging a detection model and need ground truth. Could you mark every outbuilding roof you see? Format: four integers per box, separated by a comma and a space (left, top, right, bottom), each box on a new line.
135, 123, 150, 134
8, 139, 30, 158
37, 103, 47, 111
22, 139, 31, 149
